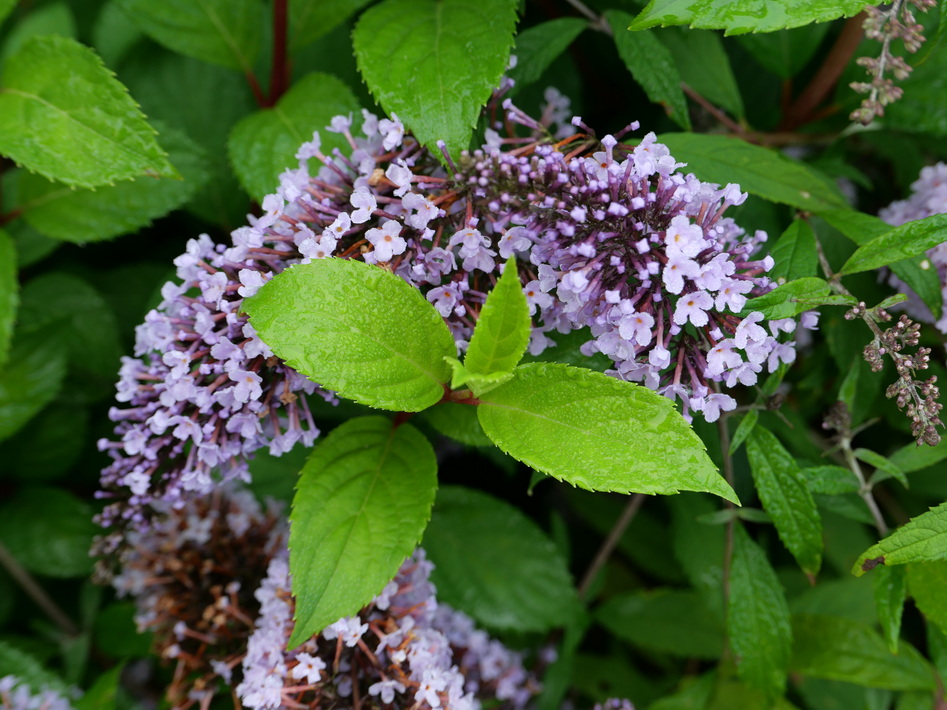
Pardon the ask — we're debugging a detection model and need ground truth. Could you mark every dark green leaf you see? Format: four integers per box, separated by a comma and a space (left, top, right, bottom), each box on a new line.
596, 589, 724, 659
737, 22, 830, 78
802, 465, 860, 495
422, 486, 577, 631
889, 438, 947, 474
289, 416, 437, 646
353, 0, 517, 159
289, 0, 373, 50
19, 123, 208, 243
0, 330, 67, 443
790, 614, 936, 690
0, 230, 15, 368
93, 603, 153, 658
0, 2, 77, 61
0, 487, 96, 577
0, 641, 71, 695
536, 611, 591, 710
856, 448, 908, 488
854, 502, 947, 575
658, 133, 848, 211
874, 564, 907, 654
907, 561, 947, 638
417, 402, 493, 447
464, 257, 530, 377
746, 428, 822, 576
789, 577, 875, 625
0, 35, 176, 187
839, 214, 947, 276
629, 0, 872, 35
508, 18, 587, 93
669, 494, 725, 594
117, 0, 263, 72
608, 12, 690, 129
659, 27, 743, 119
728, 408, 758, 456
0, 0, 15, 24
477, 362, 737, 502
885, 36, 947, 137
228, 72, 360, 201
768, 220, 818, 284
0, 403, 89, 482
92, 1, 143, 67
245, 258, 455, 412
742, 277, 839, 320
75, 665, 123, 710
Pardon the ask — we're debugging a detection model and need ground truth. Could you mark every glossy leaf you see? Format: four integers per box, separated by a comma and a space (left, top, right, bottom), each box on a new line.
444, 356, 513, 396
228, 72, 360, 201
658, 133, 847, 211
907, 561, 947, 638
117, 0, 263, 72
659, 27, 744, 119
464, 257, 531, 377
746, 428, 822, 576
0, 35, 176, 188
790, 614, 936, 691
768, 220, 818, 284
742, 277, 837, 320
422, 486, 577, 631
854, 502, 947, 575
629, 0, 873, 35
289, 0, 373, 50
0, 231, 15, 369
19, 124, 208, 243
839, 214, 947, 276
289, 416, 437, 646
353, 0, 517, 159
508, 18, 587, 92
244, 258, 455, 412
608, 11, 690, 130
477, 362, 737, 502
728, 524, 792, 698
0, 330, 67, 443
874, 564, 907, 654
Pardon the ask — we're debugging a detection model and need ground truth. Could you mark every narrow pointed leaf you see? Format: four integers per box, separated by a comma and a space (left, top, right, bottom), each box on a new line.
728, 524, 792, 698
0, 35, 176, 188
907, 561, 947, 638
854, 502, 947, 575
477, 362, 737, 502
244, 258, 455, 411
289, 416, 437, 646
839, 214, 947, 276
728, 408, 758, 456
0, 231, 15, 368
889, 438, 947, 474
464, 257, 531, 377
874, 565, 907, 654
768, 220, 818, 284
353, 0, 517, 159
746, 428, 822, 576
289, 0, 373, 50
856, 448, 907, 488
660, 28, 744, 119
742, 277, 841, 320
507, 18, 587, 92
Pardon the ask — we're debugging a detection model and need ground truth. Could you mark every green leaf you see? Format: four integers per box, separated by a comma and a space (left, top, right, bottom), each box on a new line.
417, 401, 493, 447
0, 403, 89, 482
0, 0, 15, 25
0, 487, 96, 577
889, 437, 947, 474
0, 330, 67, 443
228, 72, 360, 201
885, 34, 947, 137
444, 356, 513, 396
629, 0, 872, 35
738, 22, 830, 78
742, 277, 840, 320
422, 486, 577, 631
658, 133, 848, 211
790, 614, 936, 691
465, 257, 530, 377
289, 0, 373, 50
353, 0, 517, 159
289, 416, 437, 646
93, 603, 153, 658
18, 123, 208, 243
477, 362, 737, 502
0, 35, 177, 188
856, 448, 908, 488
802, 465, 860, 496
728, 524, 792, 698
907, 561, 947, 638
596, 589, 724, 659
659, 27, 744, 119
0, 1, 77, 61
746, 428, 822, 576
768, 220, 818, 285
93, 0, 143, 67
245, 258, 455, 412
75, 665, 123, 710
874, 564, 907, 654
818, 209, 942, 318
728, 408, 758, 456
116, 0, 263, 72
607, 12, 690, 129
0, 230, 15, 368
0, 641, 71, 696
854, 502, 947, 575
839, 214, 947, 276
507, 18, 587, 93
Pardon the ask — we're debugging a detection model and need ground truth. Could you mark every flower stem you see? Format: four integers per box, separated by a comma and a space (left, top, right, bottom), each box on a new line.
267, 0, 290, 107
577, 493, 645, 600
0, 541, 80, 637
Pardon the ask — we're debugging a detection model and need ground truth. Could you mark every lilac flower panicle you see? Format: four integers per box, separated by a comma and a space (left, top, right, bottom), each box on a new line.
0, 678, 76, 710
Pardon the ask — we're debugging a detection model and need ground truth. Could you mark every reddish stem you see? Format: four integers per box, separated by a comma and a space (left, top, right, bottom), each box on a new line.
267, 0, 290, 106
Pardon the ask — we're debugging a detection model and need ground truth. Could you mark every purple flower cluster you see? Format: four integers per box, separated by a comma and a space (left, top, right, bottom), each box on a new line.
238, 549, 538, 710
0, 678, 76, 710
880, 162, 947, 333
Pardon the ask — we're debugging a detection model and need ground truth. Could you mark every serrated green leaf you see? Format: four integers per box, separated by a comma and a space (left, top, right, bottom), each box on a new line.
0, 487, 96, 577
19, 124, 208, 243
728, 524, 792, 698
0, 35, 176, 188
839, 214, 947, 276
607, 12, 690, 129
790, 614, 936, 690
856, 448, 908, 488
289, 0, 372, 50
854, 502, 947, 575
289, 416, 437, 646
477, 362, 737, 502
228, 72, 360, 201
629, 0, 872, 35
768, 220, 818, 284
465, 257, 530, 377
742, 277, 838, 320
444, 356, 513, 396
728, 408, 758, 456
658, 133, 847, 211
422, 486, 577, 631
417, 401, 493, 447
0, 231, 15, 368
659, 27, 744, 119
907, 561, 947, 638
0, 2, 76, 61
116, 0, 263, 72
0, 641, 71, 696
0, 330, 67, 443
353, 0, 517, 159
874, 564, 907, 654
596, 589, 724, 659
802, 465, 860, 496
507, 17, 587, 93
889, 437, 947, 474
245, 258, 455, 412
746, 428, 822, 576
